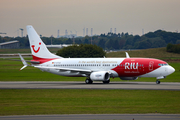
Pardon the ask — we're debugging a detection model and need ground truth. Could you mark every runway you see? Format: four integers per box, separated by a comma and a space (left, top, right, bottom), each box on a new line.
0, 81, 180, 90
1, 114, 180, 120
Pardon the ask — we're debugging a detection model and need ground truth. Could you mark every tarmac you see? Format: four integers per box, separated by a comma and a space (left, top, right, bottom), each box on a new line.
0, 114, 180, 120
0, 81, 180, 90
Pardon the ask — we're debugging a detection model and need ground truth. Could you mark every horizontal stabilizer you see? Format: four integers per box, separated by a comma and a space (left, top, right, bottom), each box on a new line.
18, 53, 29, 70
20, 65, 27, 71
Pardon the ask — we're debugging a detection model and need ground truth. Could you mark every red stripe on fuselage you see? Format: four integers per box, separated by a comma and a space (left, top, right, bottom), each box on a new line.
31, 55, 58, 64
112, 58, 166, 77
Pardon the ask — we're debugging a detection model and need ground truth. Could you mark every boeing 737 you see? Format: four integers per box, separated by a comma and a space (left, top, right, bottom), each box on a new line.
19, 25, 175, 84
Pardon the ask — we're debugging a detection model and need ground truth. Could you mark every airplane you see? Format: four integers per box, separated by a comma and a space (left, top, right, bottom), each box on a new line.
19, 25, 175, 84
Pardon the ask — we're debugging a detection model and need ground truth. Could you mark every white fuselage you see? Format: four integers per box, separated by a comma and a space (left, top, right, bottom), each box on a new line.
34, 58, 175, 79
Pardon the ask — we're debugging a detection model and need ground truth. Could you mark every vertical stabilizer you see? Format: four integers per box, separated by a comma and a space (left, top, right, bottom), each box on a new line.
26, 25, 62, 60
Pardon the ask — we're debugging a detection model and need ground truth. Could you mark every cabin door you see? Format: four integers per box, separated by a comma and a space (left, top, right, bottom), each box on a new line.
149, 61, 154, 71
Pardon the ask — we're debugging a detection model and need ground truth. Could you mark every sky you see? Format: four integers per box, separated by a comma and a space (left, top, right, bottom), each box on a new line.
0, 0, 180, 37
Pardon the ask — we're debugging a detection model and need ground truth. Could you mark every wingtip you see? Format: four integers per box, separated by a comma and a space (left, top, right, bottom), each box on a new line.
125, 52, 130, 58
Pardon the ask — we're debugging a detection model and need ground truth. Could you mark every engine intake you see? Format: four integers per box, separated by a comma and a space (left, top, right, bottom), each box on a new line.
90, 71, 110, 81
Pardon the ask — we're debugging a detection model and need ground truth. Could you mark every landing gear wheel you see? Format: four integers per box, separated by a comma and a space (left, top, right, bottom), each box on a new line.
85, 79, 93, 84
103, 80, 110, 84
156, 80, 160, 84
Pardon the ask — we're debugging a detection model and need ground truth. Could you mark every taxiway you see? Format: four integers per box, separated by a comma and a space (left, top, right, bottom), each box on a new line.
1, 114, 180, 120
0, 81, 179, 90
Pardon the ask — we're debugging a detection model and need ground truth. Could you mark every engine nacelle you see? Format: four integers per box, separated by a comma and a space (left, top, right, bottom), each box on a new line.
90, 71, 110, 81
119, 77, 138, 80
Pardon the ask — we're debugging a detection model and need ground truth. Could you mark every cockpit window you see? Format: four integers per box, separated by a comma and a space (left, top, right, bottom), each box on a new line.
158, 63, 168, 66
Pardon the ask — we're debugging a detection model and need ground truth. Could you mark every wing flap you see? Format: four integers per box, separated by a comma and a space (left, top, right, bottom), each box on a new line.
35, 66, 92, 74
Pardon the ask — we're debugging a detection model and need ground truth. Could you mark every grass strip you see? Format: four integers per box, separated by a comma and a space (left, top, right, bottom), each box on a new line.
0, 89, 180, 115
107, 47, 180, 58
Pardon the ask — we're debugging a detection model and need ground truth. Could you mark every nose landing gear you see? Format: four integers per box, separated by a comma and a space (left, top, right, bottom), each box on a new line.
156, 80, 161, 84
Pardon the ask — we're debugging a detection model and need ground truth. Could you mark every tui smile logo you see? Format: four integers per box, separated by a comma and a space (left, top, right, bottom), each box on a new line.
31, 42, 41, 53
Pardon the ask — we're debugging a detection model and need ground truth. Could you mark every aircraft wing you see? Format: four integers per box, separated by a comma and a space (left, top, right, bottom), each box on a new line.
35, 66, 92, 74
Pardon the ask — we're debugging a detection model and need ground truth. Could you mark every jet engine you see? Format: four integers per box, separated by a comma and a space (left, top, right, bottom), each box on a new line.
90, 71, 110, 81
119, 77, 138, 80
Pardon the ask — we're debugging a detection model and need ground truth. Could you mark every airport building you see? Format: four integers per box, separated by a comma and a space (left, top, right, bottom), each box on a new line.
0, 40, 19, 49
46, 44, 72, 48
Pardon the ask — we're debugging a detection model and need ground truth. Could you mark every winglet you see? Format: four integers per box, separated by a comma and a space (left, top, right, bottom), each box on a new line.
125, 52, 130, 58
18, 53, 29, 70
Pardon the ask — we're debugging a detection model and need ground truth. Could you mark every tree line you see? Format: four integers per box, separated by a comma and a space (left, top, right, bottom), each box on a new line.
1, 30, 180, 50
56, 44, 106, 58
167, 43, 180, 54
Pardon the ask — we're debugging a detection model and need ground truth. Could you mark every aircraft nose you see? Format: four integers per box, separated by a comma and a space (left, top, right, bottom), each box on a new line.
168, 66, 175, 74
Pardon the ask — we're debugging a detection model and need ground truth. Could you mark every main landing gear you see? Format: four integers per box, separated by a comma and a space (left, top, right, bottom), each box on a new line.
85, 79, 93, 84
103, 80, 110, 84
85, 78, 110, 84
156, 80, 161, 84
